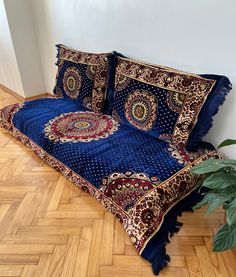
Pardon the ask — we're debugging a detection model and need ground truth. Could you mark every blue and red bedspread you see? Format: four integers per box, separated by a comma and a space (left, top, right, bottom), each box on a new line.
0, 97, 219, 274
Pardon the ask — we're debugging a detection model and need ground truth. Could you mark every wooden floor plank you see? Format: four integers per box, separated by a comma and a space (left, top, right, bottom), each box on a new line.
61, 235, 81, 277
195, 246, 216, 277
0, 254, 39, 265
2, 234, 68, 245
45, 245, 67, 277
0, 265, 23, 276
86, 219, 104, 277
186, 256, 202, 277
73, 226, 93, 277
100, 212, 114, 265
113, 219, 125, 255
0, 244, 54, 255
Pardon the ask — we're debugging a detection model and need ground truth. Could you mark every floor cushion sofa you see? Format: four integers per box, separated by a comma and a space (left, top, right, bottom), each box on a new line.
0, 44, 232, 275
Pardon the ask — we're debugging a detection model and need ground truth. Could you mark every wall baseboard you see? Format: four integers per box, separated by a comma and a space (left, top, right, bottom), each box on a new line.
25, 93, 51, 101
0, 83, 51, 101
0, 84, 24, 101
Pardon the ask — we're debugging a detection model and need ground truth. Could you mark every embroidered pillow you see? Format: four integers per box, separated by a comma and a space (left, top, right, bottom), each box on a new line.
53, 44, 111, 112
112, 56, 216, 148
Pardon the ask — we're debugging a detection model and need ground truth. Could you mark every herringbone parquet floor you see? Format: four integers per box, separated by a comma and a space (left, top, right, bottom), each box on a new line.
0, 88, 235, 277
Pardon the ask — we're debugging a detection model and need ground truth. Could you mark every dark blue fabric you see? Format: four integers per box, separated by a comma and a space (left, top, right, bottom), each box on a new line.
12, 98, 186, 188
102, 51, 125, 115
53, 61, 94, 109
187, 75, 232, 151
112, 78, 183, 139
55, 61, 93, 101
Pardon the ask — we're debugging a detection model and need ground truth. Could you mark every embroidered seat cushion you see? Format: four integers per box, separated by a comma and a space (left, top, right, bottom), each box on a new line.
111, 56, 220, 148
53, 44, 111, 112
0, 98, 219, 275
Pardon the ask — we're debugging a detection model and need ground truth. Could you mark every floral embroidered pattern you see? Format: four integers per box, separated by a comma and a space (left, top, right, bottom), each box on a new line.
125, 90, 158, 131
63, 67, 82, 99
0, 103, 23, 125
115, 74, 131, 91
44, 111, 119, 143
58, 44, 108, 65
86, 65, 97, 80
91, 62, 109, 112
166, 91, 186, 113
172, 90, 208, 148
112, 109, 121, 123
116, 57, 215, 95
83, 96, 92, 110
100, 172, 160, 212
53, 87, 63, 97
166, 143, 187, 165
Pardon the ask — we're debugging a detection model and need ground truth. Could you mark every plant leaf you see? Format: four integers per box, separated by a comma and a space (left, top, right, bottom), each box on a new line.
191, 158, 236, 174
226, 198, 236, 226
194, 192, 235, 214
205, 192, 235, 214
213, 223, 236, 251
202, 170, 236, 190
218, 139, 236, 149
193, 194, 210, 210
195, 173, 211, 188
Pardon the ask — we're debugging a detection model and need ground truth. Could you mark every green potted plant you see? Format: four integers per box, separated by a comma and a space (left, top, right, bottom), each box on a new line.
191, 139, 236, 252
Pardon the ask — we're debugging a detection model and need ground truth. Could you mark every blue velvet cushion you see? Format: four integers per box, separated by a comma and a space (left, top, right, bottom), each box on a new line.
53, 44, 111, 112
111, 56, 217, 148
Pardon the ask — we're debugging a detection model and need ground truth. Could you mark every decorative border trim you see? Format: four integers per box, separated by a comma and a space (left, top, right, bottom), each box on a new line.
0, 106, 220, 254
116, 57, 215, 94
58, 44, 109, 65
55, 44, 110, 112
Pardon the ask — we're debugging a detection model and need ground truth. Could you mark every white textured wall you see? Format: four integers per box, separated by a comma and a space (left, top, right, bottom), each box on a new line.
4, 0, 46, 98
31, 0, 236, 156
0, 0, 24, 96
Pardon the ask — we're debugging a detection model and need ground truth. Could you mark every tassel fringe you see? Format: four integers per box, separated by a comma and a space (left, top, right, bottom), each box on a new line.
141, 189, 203, 275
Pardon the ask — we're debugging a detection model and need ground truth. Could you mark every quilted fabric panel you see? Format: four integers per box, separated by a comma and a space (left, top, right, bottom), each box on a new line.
53, 44, 111, 112
112, 56, 216, 147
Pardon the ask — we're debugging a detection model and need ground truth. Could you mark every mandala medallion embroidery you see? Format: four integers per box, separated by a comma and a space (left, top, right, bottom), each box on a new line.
63, 67, 82, 99
125, 90, 157, 131
44, 111, 119, 143
166, 91, 186, 113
